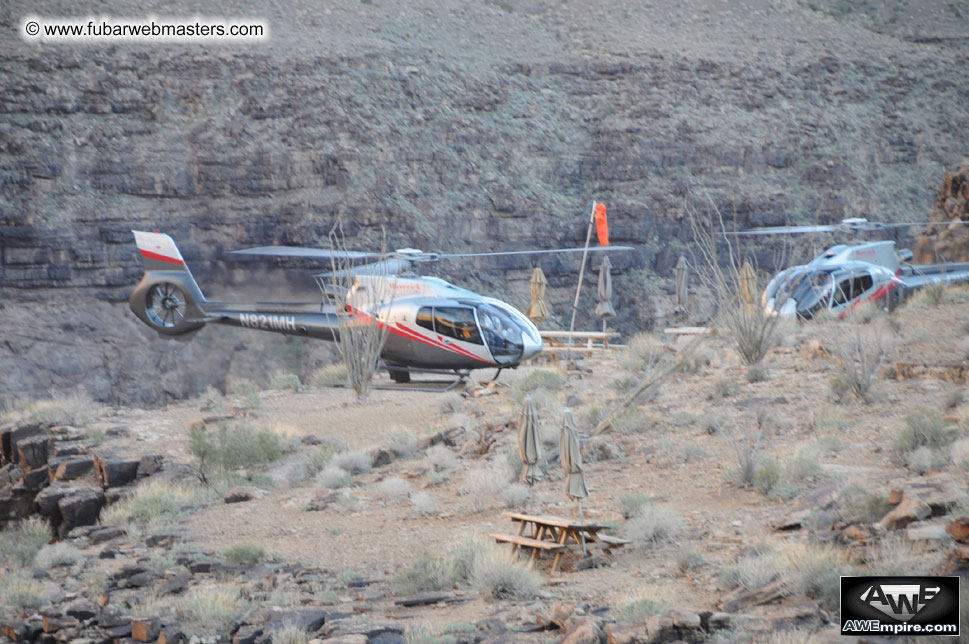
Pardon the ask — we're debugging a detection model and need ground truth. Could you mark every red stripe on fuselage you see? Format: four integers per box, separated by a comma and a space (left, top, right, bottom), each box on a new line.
139, 249, 184, 266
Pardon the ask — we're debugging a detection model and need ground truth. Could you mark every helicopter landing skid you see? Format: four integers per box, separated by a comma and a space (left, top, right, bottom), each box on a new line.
373, 365, 472, 393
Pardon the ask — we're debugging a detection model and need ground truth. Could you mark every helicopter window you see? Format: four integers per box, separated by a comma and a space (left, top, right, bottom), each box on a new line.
416, 307, 434, 332
831, 279, 852, 306
851, 274, 874, 296
432, 307, 482, 345
476, 303, 525, 364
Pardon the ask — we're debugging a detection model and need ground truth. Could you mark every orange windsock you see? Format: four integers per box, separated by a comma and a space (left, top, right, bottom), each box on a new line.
594, 202, 609, 246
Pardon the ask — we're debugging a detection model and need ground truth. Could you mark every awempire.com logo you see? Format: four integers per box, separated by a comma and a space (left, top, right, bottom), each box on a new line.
841, 576, 960, 636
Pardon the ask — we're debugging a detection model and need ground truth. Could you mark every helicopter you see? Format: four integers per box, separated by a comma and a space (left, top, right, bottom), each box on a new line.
128, 230, 631, 386
735, 218, 969, 319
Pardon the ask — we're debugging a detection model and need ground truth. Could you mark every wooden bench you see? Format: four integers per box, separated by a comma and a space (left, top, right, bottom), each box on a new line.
539, 330, 620, 350
597, 534, 631, 551
490, 533, 566, 552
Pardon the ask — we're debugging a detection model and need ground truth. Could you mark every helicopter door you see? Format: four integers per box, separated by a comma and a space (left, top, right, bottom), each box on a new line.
415, 306, 482, 345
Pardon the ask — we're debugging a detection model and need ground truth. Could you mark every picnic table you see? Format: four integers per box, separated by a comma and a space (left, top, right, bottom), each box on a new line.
539, 330, 619, 350
490, 512, 630, 573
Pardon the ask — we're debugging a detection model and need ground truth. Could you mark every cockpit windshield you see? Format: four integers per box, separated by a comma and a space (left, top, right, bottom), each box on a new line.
476, 302, 525, 364
767, 267, 834, 317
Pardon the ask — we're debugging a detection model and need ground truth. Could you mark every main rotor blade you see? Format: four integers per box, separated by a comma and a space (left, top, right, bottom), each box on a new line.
438, 245, 634, 258
230, 246, 380, 260
727, 224, 839, 235
728, 220, 969, 236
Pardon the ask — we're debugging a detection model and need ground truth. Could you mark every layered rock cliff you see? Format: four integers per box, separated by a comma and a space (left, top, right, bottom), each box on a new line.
2, 0, 968, 405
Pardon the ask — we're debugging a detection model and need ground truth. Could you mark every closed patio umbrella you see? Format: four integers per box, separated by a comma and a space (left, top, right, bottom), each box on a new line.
526, 266, 550, 324
594, 256, 616, 333
675, 255, 689, 312
518, 395, 541, 488
560, 408, 589, 555
740, 260, 758, 313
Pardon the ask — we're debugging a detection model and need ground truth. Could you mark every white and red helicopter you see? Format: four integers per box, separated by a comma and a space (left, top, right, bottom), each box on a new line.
129, 230, 630, 386
737, 218, 969, 319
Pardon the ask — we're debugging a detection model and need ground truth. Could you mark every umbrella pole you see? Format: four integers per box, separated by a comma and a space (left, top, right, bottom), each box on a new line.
577, 499, 588, 557
566, 202, 597, 373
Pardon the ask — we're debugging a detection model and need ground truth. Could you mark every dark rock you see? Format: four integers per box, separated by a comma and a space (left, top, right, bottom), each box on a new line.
17, 435, 49, 471
145, 532, 178, 548
56, 489, 105, 536
393, 592, 463, 607
115, 563, 148, 579
103, 623, 132, 639
88, 525, 125, 544
224, 487, 254, 504
158, 572, 192, 596
0, 463, 24, 487
93, 456, 140, 488
42, 614, 79, 633
51, 441, 86, 458
3, 424, 46, 464
301, 435, 322, 445
157, 626, 186, 644
0, 487, 37, 522
52, 457, 95, 482
370, 448, 393, 468
137, 455, 163, 478
232, 624, 262, 644
262, 608, 328, 634
35, 484, 81, 526
321, 622, 404, 641
64, 598, 99, 621
23, 466, 50, 490
99, 545, 119, 559
306, 490, 339, 511
187, 559, 214, 574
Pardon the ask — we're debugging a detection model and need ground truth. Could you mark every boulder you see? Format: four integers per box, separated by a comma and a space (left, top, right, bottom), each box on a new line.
224, 487, 255, 504
946, 516, 969, 543
57, 489, 105, 536
137, 455, 164, 478
93, 456, 140, 488
35, 484, 82, 526
17, 435, 49, 471
23, 467, 49, 490
131, 617, 160, 642
88, 525, 125, 544
52, 457, 95, 482
0, 487, 37, 522
560, 617, 601, 644
2, 423, 46, 464
876, 497, 931, 531
158, 572, 192, 596
262, 608, 328, 634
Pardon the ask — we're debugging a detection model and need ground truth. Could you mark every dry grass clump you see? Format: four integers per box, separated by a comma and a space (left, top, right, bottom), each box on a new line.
377, 477, 411, 498
316, 465, 353, 489
619, 333, 665, 372
465, 465, 506, 511
188, 421, 288, 484
426, 444, 458, 471
500, 484, 530, 508
722, 543, 844, 610
177, 583, 248, 633
224, 542, 267, 564
675, 548, 705, 571
270, 372, 302, 391
6, 392, 98, 427
625, 503, 685, 545
896, 406, 958, 454
393, 551, 458, 595
826, 319, 891, 403
0, 516, 51, 568
410, 492, 438, 515
837, 483, 892, 524
309, 364, 347, 387
950, 437, 969, 473
616, 492, 653, 519
388, 430, 420, 459
718, 411, 768, 488
613, 589, 669, 623
865, 534, 946, 576
33, 543, 83, 569
755, 447, 822, 499
331, 450, 372, 474
303, 444, 335, 477
100, 478, 211, 533
509, 369, 565, 402
272, 626, 309, 644
438, 392, 463, 414
0, 570, 46, 613
469, 551, 540, 600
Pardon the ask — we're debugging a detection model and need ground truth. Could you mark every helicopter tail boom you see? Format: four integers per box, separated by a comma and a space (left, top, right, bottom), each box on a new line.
129, 231, 209, 339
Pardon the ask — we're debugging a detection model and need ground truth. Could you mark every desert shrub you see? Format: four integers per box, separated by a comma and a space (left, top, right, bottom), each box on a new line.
273, 626, 309, 644
0, 516, 51, 568
753, 458, 781, 495
229, 379, 261, 408
718, 412, 768, 487
224, 543, 267, 564
723, 543, 842, 610
619, 333, 665, 372
680, 444, 708, 464
304, 444, 335, 477
465, 466, 504, 511
15, 392, 98, 427
394, 551, 457, 595
316, 465, 353, 489
388, 430, 420, 459
377, 477, 411, 498
826, 320, 891, 403
270, 372, 302, 391
905, 446, 943, 474
707, 378, 735, 401
470, 551, 540, 600
617, 492, 653, 519
612, 374, 638, 395
100, 478, 209, 530
438, 392, 463, 414
500, 484, 530, 508
612, 411, 659, 434
613, 591, 669, 623
0, 571, 45, 611
189, 421, 286, 483
676, 548, 705, 571
745, 363, 767, 383
426, 444, 458, 471
838, 484, 892, 523
510, 369, 565, 401
946, 389, 966, 410
310, 364, 347, 387
865, 534, 946, 576
677, 347, 714, 374
896, 406, 957, 454
951, 437, 969, 472
720, 546, 782, 592
920, 281, 947, 307
411, 492, 438, 515
177, 584, 248, 633
331, 450, 372, 474
625, 504, 685, 545
33, 543, 83, 569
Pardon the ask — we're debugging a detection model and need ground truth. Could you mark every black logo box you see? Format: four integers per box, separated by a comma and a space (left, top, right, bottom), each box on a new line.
841, 576, 960, 635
